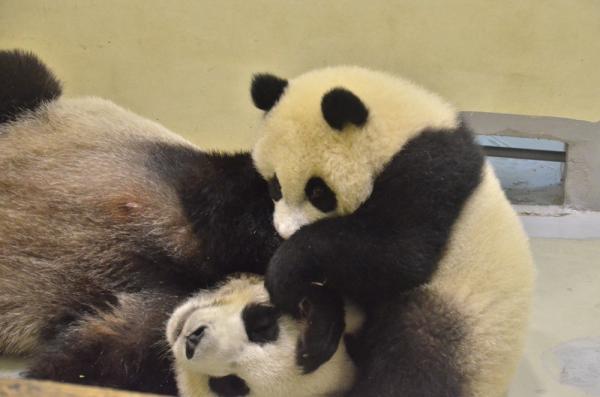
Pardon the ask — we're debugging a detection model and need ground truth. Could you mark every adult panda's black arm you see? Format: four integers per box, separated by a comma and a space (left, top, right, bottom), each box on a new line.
26, 289, 183, 395
266, 124, 484, 311
144, 147, 282, 286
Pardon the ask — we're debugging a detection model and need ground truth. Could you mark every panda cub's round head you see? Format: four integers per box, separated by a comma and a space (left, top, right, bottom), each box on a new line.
251, 66, 459, 238
167, 274, 360, 397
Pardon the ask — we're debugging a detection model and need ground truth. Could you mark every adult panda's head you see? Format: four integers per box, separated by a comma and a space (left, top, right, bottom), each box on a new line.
167, 274, 361, 397
0, 49, 62, 124
251, 66, 459, 238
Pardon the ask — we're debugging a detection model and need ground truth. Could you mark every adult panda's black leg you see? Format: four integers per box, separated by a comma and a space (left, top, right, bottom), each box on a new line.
345, 290, 467, 397
26, 290, 183, 395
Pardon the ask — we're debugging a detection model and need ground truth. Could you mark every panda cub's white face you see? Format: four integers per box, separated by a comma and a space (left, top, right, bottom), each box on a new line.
252, 66, 458, 239
167, 275, 360, 397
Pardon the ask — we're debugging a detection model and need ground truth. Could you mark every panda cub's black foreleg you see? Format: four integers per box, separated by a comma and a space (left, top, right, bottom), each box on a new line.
294, 284, 346, 373
265, 215, 442, 373
265, 217, 440, 313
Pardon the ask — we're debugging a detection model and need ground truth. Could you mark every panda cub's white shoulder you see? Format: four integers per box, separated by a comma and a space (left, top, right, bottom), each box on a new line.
167, 274, 362, 397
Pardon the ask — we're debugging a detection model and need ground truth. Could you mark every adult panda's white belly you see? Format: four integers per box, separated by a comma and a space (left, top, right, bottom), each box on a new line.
427, 163, 535, 397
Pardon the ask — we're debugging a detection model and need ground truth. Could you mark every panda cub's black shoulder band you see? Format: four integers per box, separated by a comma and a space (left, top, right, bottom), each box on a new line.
321, 87, 368, 131
0, 50, 62, 124
251, 73, 288, 111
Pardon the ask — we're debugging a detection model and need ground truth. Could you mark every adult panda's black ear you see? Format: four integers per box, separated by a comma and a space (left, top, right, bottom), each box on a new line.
321, 88, 368, 131
0, 49, 62, 124
251, 73, 288, 111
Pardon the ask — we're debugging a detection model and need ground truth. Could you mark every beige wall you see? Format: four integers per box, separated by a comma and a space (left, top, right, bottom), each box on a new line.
1, 0, 599, 150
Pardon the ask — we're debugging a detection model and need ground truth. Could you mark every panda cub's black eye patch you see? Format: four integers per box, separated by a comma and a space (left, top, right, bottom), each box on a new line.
305, 177, 337, 213
268, 175, 282, 201
242, 303, 280, 344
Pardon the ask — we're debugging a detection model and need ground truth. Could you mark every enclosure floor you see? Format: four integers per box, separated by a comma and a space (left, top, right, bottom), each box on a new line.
1, 238, 598, 396
509, 238, 600, 397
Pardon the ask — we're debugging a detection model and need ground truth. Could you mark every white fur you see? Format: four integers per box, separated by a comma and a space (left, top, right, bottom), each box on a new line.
167, 275, 362, 397
251, 66, 535, 397
273, 199, 327, 239
429, 164, 535, 397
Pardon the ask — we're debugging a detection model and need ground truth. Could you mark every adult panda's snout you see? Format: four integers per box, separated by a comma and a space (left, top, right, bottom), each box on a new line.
185, 325, 207, 359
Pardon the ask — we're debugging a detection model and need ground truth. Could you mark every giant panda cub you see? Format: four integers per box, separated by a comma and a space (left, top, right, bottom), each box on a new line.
0, 50, 280, 394
167, 274, 362, 397
250, 67, 535, 397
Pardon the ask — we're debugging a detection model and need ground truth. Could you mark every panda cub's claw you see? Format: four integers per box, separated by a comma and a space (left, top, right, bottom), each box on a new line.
295, 285, 345, 374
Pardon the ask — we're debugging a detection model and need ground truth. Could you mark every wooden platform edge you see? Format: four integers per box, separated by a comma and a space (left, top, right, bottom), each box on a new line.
0, 379, 171, 397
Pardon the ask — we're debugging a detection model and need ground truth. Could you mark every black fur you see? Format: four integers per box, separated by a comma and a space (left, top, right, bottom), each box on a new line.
346, 290, 466, 397
146, 148, 282, 286
27, 290, 183, 395
295, 285, 345, 374
0, 50, 62, 124
304, 176, 337, 213
321, 88, 368, 130
268, 175, 282, 201
39, 285, 119, 342
265, 123, 484, 386
209, 375, 250, 397
242, 303, 280, 344
251, 74, 288, 111
186, 326, 207, 359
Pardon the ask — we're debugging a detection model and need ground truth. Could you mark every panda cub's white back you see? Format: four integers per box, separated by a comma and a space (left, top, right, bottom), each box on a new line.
167, 274, 362, 397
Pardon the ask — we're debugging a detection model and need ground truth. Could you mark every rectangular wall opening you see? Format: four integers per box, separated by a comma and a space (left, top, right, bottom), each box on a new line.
476, 135, 566, 205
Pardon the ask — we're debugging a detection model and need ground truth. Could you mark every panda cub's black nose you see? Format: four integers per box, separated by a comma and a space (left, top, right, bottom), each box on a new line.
185, 326, 207, 359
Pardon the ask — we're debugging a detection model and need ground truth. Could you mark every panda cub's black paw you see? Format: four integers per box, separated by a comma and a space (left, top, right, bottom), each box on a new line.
295, 285, 345, 374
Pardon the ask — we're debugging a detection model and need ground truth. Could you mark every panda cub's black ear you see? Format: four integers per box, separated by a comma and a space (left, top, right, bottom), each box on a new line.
321, 88, 368, 131
251, 73, 288, 111
0, 49, 62, 124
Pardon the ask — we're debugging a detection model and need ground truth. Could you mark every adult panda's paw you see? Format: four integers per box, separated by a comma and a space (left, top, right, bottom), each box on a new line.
295, 285, 345, 373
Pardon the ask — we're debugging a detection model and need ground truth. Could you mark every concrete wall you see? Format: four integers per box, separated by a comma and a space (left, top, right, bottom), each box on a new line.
1, 0, 599, 151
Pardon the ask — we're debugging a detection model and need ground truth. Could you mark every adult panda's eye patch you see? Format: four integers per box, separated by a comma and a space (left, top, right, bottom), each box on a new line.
209, 375, 250, 397
242, 303, 280, 344
268, 175, 282, 201
305, 177, 337, 213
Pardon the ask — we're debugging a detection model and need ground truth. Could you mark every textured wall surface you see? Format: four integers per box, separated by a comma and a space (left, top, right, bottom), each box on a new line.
1, 0, 599, 150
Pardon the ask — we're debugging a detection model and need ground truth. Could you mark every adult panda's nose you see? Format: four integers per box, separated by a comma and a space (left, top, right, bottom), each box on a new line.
185, 325, 207, 359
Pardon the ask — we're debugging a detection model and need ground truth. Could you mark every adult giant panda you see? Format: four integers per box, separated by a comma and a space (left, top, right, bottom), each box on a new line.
0, 50, 281, 394
250, 67, 535, 397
